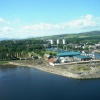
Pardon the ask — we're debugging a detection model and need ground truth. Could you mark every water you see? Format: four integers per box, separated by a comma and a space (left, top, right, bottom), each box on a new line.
0, 65, 100, 100
46, 48, 58, 52
46, 48, 69, 52
95, 53, 100, 59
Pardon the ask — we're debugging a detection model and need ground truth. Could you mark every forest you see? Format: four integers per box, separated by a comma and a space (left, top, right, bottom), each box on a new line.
0, 39, 47, 60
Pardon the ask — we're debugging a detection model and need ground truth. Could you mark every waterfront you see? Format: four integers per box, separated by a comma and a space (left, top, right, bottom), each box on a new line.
0, 65, 100, 100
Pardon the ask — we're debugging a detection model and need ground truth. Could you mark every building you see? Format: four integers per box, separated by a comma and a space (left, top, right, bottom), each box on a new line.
74, 55, 92, 61
57, 52, 80, 57
49, 39, 54, 44
48, 58, 60, 63
48, 39, 67, 45
57, 39, 60, 44
62, 39, 66, 44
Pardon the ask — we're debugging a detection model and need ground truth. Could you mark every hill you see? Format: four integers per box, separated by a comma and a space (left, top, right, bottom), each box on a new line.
36, 31, 100, 40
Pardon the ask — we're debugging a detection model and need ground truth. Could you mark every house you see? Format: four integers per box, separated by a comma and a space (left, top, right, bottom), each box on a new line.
48, 58, 55, 63
48, 58, 60, 63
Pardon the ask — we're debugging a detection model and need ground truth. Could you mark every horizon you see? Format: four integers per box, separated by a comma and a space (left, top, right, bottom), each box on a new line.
0, 30, 100, 41
0, 0, 100, 39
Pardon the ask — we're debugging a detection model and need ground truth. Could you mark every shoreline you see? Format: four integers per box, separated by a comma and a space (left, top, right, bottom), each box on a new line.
8, 60, 100, 80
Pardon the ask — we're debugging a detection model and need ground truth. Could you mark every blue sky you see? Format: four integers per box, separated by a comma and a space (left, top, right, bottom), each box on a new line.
0, 0, 100, 39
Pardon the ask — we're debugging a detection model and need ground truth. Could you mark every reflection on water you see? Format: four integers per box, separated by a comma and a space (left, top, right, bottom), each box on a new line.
0, 65, 100, 100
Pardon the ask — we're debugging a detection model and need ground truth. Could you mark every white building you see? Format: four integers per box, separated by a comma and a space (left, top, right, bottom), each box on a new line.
57, 39, 60, 44
50, 39, 54, 44
63, 39, 66, 44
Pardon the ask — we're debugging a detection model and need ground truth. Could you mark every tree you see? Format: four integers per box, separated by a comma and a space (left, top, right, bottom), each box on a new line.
84, 47, 89, 51
58, 44, 63, 49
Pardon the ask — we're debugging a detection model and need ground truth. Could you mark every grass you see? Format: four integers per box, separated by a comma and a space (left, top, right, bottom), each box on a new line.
0, 61, 9, 65
75, 66, 90, 71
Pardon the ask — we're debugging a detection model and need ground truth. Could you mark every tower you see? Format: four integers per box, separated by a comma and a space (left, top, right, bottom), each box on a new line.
50, 39, 54, 44
63, 39, 66, 44
57, 39, 60, 44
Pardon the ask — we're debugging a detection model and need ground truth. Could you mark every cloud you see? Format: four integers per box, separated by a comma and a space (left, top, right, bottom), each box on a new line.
0, 14, 100, 38
0, 27, 13, 33
66, 14, 98, 29
0, 18, 10, 24
21, 14, 99, 33
21, 23, 63, 31
0, 18, 5, 23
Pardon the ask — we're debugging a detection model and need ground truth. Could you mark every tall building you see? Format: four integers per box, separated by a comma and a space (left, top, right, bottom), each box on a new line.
63, 39, 66, 44
50, 39, 54, 44
57, 39, 60, 44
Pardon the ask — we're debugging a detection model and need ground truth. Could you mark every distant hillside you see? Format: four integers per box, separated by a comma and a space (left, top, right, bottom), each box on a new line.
79, 31, 100, 36
80, 31, 100, 35
0, 30, 100, 41
37, 31, 100, 40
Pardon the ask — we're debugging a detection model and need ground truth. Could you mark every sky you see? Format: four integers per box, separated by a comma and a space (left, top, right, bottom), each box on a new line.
0, 0, 100, 39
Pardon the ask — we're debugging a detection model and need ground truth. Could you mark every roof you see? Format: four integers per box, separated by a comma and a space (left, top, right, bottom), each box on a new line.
74, 55, 91, 59
48, 58, 55, 62
57, 52, 80, 57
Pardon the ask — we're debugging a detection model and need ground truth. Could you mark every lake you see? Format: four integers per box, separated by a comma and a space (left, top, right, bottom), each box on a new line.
0, 65, 100, 100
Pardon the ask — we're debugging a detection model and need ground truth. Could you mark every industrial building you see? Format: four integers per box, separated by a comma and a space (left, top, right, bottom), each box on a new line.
74, 55, 92, 61
57, 52, 80, 57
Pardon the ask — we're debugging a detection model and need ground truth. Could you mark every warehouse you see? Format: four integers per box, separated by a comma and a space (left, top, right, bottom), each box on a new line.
57, 52, 80, 57
74, 55, 92, 61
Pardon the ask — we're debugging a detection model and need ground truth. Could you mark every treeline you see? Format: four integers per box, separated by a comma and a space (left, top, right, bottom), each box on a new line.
66, 36, 100, 44
0, 39, 47, 60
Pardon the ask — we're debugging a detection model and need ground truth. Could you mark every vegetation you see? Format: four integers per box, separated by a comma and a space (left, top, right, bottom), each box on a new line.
37, 31, 100, 51
0, 30, 100, 61
37, 31, 100, 42
37, 31, 100, 46
76, 66, 91, 71
45, 50, 57, 56
0, 39, 47, 60
0, 61, 9, 65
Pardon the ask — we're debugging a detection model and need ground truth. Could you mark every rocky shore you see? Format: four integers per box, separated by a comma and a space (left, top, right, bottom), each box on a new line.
9, 59, 100, 79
